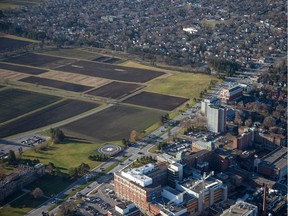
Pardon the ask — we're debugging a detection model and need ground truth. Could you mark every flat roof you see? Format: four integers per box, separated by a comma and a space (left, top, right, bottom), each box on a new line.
163, 186, 182, 196
181, 176, 221, 193
260, 147, 287, 169
221, 201, 257, 216
228, 85, 242, 92
208, 104, 226, 110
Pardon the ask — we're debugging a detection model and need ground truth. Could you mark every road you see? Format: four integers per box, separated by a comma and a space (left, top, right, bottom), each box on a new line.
26, 78, 234, 216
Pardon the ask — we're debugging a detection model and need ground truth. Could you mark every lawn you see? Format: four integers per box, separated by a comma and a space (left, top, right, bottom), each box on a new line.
0, 174, 72, 216
0, 3, 18, 9
146, 72, 219, 99
22, 139, 103, 172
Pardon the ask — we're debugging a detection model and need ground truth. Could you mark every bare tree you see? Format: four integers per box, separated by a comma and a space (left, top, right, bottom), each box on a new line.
130, 130, 139, 143
31, 187, 44, 199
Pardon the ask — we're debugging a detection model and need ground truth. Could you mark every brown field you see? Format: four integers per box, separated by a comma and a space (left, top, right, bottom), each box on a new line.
0, 99, 100, 138
0, 62, 48, 75
40, 70, 111, 87
56, 60, 165, 83
0, 70, 29, 81
61, 105, 164, 142
123, 91, 189, 111
19, 76, 93, 92
86, 81, 144, 99
4, 53, 76, 69
0, 37, 33, 52
93, 56, 122, 64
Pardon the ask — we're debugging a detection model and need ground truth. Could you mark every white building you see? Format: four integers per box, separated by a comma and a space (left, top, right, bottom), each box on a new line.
201, 97, 221, 116
207, 104, 227, 133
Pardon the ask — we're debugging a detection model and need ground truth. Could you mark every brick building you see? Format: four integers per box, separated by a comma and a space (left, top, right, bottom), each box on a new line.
254, 146, 287, 180
219, 85, 243, 103
0, 163, 45, 201
114, 162, 168, 212
233, 130, 254, 150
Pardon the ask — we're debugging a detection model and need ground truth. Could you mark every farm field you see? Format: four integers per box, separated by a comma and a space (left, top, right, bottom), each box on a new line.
123, 91, 189, 111
19, 76, 93, 92
39, 47, 101, 60
0, 37, 33, 52
0, 70, 29, 81
86, 81, 144, 99
0, 62, 48, 75
0, 88, 60, 124
93, 56, 122, 64
146, 72, 219, 99
4, 53, 75, 69
40, 70, 111, 87
0, 99, 100, 138
62, 105, 164, 142
56, 60, 165, 83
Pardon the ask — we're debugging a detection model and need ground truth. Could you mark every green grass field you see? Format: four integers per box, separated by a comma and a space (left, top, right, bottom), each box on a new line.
146, 72, 219, 99
0, 88, 60, 124
0, 3, 18, 9
22, 139, 103, 172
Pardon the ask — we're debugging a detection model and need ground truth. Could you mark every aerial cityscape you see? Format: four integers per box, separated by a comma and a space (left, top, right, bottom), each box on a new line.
0, 0, 287, 216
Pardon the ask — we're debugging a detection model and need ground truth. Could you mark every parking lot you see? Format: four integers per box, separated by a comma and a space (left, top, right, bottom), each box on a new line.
0, 134, 48, 159
77, 181, 121, 215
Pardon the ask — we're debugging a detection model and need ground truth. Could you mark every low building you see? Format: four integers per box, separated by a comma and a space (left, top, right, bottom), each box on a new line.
108, 201, 141, 216
219, 85, 243, 103
182, 150, 212, 169
254, 131, 286, 151
192, 140, 215, 152
220, 201, 258, 216
0, 163, 45, 201
254, 147, 287, 180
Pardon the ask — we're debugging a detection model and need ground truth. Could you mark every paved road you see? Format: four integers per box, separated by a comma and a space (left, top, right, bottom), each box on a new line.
26, 78, 237, 216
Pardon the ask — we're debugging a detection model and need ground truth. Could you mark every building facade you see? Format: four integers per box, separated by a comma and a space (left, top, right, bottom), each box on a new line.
219, 85, 243, 103
207, 105, 227, 133
201, 97, 221, 116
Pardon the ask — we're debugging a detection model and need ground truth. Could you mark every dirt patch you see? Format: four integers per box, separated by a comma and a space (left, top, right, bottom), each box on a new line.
0, 99, 99, 138
0, 62, 48, 75
0, 88, 60, 124
0, 37, 33, 52
61, 105, 164, 142
56, 60, 165, 83
19, 76, 93, 92
40, 70, 111, 87
4, 53, 76, 69
0, 70, 29, 81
